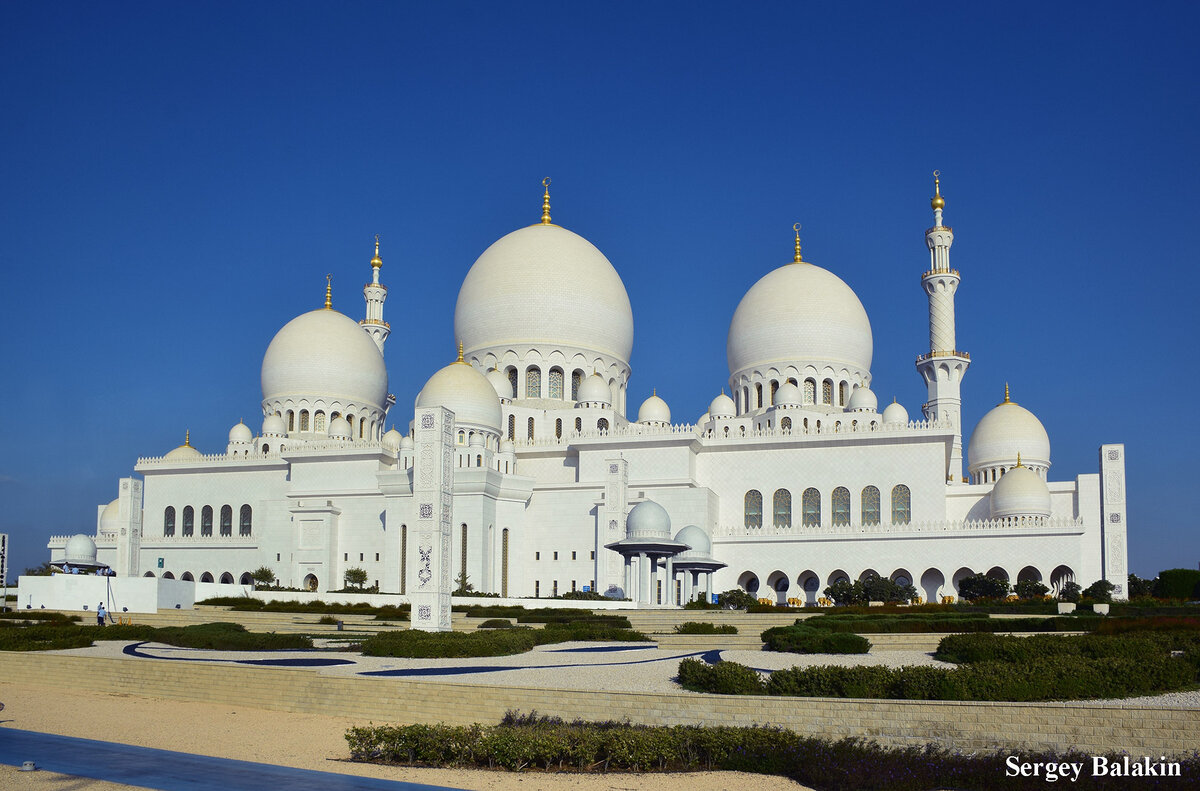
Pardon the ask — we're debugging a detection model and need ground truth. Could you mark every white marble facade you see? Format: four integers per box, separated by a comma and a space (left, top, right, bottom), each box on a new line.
48, 179, 1129, 604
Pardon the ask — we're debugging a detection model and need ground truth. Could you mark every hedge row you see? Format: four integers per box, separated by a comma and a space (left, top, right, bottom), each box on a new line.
673, 621, 738, 635
360, 622, 650, 658
197, 597, 410, 618
0, 611, 81, 623
0, 624, 96, 651
935, 631, 1200, 665
800, 614, 1086, 634
0, 621, 313, 652
761, 625, 870, 654
345, 712, 1200, 790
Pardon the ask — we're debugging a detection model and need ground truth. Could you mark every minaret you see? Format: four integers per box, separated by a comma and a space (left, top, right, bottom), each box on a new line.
360, 235, 390, 353
916, 171, 970, 482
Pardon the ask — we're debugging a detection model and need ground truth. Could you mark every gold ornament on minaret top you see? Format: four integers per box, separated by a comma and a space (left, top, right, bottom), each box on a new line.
324, 274, 333, 310
792, 223, 804, 264
370, 234, 383, 268
540, 177, 552, 225
931, 170, 945, 210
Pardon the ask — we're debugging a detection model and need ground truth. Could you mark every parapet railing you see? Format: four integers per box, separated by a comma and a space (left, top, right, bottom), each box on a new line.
714, 515, 1084, 539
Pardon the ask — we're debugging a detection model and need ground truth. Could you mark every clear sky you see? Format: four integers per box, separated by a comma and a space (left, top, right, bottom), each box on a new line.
1, 2, 1196, 580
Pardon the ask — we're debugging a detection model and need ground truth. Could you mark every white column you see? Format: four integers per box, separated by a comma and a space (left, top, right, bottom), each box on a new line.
681, 568, 691, 605
639, 552, 649, 605
664, 557, 675, 606
623, 555, 632, 600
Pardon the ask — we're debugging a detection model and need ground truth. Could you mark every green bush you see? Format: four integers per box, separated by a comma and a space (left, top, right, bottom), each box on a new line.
796, 613, 1077, 634
1082, 580, 1116, 604
673, 621, 738, 635
677, 657, 765, 694
1057, 581, 1082, 603
0, 624, 96, 651
1014, 579, 1049, 599
1127, 573, 1156, 598
934, 631, 1199, 665
715, 589, 757, 609
0, 621, 312, 652
317, 615, 339, 625
0, 611, 81, 623
478, 618, 516, 629
761, 625, 870, 654
362, 628, 537, 658
1155, 569, 1200, 600
535, 622, 650, 644
956, 574, 1011, 602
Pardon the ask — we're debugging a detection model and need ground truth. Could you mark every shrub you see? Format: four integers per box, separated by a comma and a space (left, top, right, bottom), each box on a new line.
362, 628, 538, 658
677, 658, 765, 694
317, 615, 339, 625
1057, 581, 1082, 603
1154, 568, 1200, 600
823, 579, 866, 606
955, 574, 1010, 602
1014, 579, 1049, 600
673, 622, 737, 635
1127, 573, 1155, 598
1082, 580, 1116, 604
535, 622, 650, 644
761, 625, 870, 654
861, 575, 918, 604
555, 591, 608, 600
715, 589, 757, 609
0, 624, 96, 651
478, 618, 516, 629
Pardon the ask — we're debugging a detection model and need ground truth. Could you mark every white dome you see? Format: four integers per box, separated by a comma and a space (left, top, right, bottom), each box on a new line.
774, 382, 801, 407
968, 398, 1051, 472
99, 500, 120, 533
674, 524, 712, 559
261, 414, 285, 435
469, 432, 485, 447
416, 360, 503, 432
727, 262, 872, 376
485, 368, 512, 399
577, 373, 611, 404
64, 534, 98, 564
399, 434, 414, 451
455, 223, 634, 364
328, 415, 351, 438
382, 427, 404, 451
626, 500, 671, 539
164, 439, 202, 460
881, 400, 909, 425
989, 465, 1052, 519
708, 392, 735, 418
228, 421, 252, 443
637, 393, 671, 424
261, 308, 387, 409
847, 385, 878, 412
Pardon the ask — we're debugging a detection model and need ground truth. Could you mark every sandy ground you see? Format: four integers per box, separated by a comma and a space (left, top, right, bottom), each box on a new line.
0, 682, 810, 791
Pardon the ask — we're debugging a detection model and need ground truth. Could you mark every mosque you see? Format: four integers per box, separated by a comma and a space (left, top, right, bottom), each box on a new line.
47, 176, 1129, 606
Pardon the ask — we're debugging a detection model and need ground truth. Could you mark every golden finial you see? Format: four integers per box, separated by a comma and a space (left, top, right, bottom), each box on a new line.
324, 274, 333, 309
184, 429, 191, 447
540, 177, 552, 225
652, 387, 657, 397
1016, 452, 1023, 468
931, 170, 945, 211
1003, 382, 1010, 403
792, 223, 804, 263
455, 340, 465, 363
370, 234, 382, 268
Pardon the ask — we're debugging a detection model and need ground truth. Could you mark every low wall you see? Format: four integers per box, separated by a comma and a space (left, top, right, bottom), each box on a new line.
242, 591, 636, 610
15, 576, 201, 614
1, 652, 1196, 756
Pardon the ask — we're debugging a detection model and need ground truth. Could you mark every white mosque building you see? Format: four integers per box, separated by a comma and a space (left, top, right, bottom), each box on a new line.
47, 176, 1129, 605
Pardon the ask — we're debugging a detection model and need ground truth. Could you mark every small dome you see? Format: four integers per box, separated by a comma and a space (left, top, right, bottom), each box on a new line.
990, 464, 1052, 520
774, 382, 801, 407
626, 500, 671, 539
968, 395, 1051, 473
696, 412, 710, 425
64, 534, 98, 564
637, 392, 671, 424
708, 392, 735, 418
328, 415, 351, 438
99, 499, 120, 533
382, 427, 404, 451
847, 385, 878, 412
164, 436, 202, 460
674, 524, 712, 558
485, 368, 512, 399
261, 308, 388, 409
499, 438, 515, 453
881, 400, 909, 425
577, 373, 611, 404
262, 414, 285, 435
399, 434, 414, 451
469, 432, 485, 447
416, 359, 503, 432
228, 421, 252, 443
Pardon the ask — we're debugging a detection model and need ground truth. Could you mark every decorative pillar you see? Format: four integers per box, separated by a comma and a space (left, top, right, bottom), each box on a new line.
1099, 444, 1128, 599
113, 478, 143, 577
409, 406, 455, 631
600, 458, 629, 596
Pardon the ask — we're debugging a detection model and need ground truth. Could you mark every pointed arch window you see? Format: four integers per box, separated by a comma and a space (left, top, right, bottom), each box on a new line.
201, 505, 213, 537
803, 379, 815, 404
571, 370, 582, 400
770, 380, 779, 404
287, 411, 295, 432
597, 418, 609, 433
506, 368, 518, 398
861, 486, 881, 526
755, 383, 763, 408
555, 418, 562, 439
239, 504, 252, 536
508, 414, 515, 441
575, 417, 582, 433
501, 528, 509, 597
781, 416, 791, 432
527, 417, 535, 440
891, 484, 911, 525
526, 367, 541, 398
182, 506, 194, 537
299, 410, 310, 431
822, 380, 833, 405
744, 490, 763, 528
832, 487, 850, 526
838, 382, 849, 406
802, 488, 820, 526
772, 489, 791, 528
220, 505, 232, 536
549, 368, 564, 399
314, 411, 326, 432
164, 506, 175, 537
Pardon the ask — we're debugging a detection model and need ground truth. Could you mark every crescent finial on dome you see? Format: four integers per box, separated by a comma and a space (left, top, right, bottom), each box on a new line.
541, 177, 552, 225
324, 274, 333, 310
931, 170, 945, 211
371, 234, 382, 268
1002, 382, 1011, 404
792, 223, 804, 264
184, 429, 191, 447
456, 339, 465, 363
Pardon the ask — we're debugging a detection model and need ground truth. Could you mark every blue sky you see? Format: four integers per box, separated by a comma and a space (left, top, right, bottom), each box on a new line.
1, 2, 1196, 579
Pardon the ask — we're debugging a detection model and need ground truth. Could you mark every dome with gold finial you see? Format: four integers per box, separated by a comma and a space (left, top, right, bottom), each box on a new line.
931, 170, 945, 210
989, 454, 1052, 520
165, 430, 203, 460
415, 342, 503, 434
968, 384, 1051, 482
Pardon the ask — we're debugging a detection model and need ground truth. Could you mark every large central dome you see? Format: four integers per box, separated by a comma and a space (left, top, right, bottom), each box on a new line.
454, 223, 634, 365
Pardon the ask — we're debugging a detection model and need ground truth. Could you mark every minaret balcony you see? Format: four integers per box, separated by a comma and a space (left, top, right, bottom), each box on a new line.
921, 268, 960, 280
916, 349, 970, 364
359, 318, 390, 328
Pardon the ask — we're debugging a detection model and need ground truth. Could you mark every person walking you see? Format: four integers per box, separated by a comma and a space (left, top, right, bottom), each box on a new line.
96, 602, 106, 627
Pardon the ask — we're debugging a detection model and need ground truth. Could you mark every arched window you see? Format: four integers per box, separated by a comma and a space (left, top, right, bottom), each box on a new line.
574, 417, 582, 433
571, 370, 583, 400
287, 411, 295, 431
770, 380, 779, 404
822, 380, 833, 405
555, 418, 562, 439
839, 382, 849, 406
526, 367, 541, 398
744, 490, 763, 528
861, 486, 881, 526
360, 417, 366, 438
891, 484, 911, 525
781, 416, 791, 432
201, 505, 213, 537
755, 383, 763, 408
803, 379, 816, 404
164, 506, 175, 537
220, 505, 232, 536
527, 417, 535, 440
832, 487, 850, 525
347, 415, 355, 436
772, 489, 791, 528
299, 410, 310, 431
501, 528, 509, 597
220, 572, 234, 584
476, 454, 482, 466
239, 504, 252, 536
508, 414, 515, 440
802, 488, 820, 526
597, 418, 609, 432
182, 506, 194, 537
506, 368, 518, 398
457, 430, 466, 445
314, 411, 326, 432
742, 386, 749, 412
400, 524, 407, 594
549, 367, 564, 399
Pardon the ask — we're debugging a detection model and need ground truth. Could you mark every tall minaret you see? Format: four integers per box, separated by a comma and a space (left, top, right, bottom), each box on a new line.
916, 171, 970, 483
361, 235, 389, 353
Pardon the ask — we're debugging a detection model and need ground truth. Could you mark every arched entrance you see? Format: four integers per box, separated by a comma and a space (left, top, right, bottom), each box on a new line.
766, 570, 789, 604
303, 574, 319, 591
738, 571, 760, 596
920, 568, 945, 603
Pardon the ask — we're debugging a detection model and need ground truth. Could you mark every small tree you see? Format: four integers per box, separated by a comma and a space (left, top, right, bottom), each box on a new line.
957, 574, 1010, 603
1082, 579, 1116, 603
717, 588, 758, 609
453, 570, 474, 595
1127, 573, 1155, 598
23, 561, 54, 576
344, 567, 368, 589
1057, 580, 1082, 603
861, 575, 918, 604
824, 579, 867, 606
1014, 579, 1049, 600
249, 566, 276, 587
